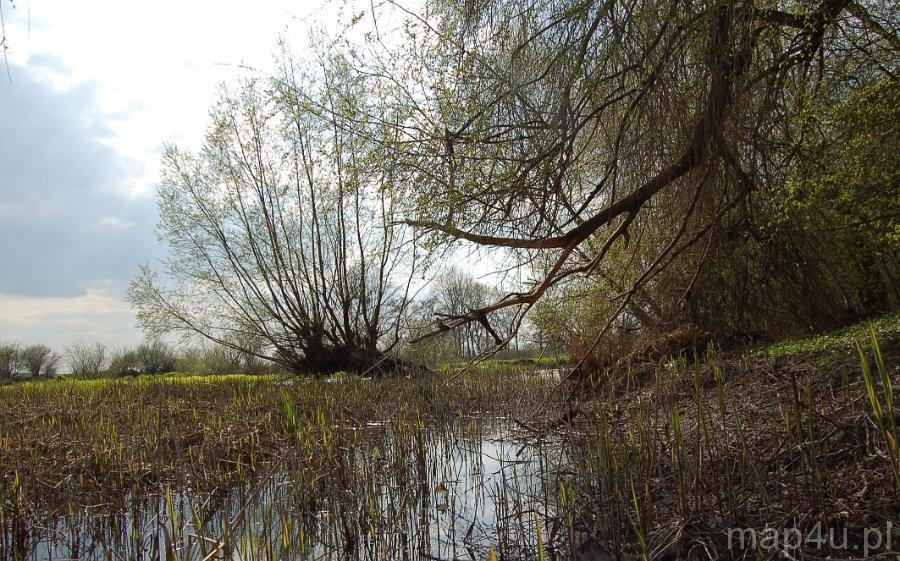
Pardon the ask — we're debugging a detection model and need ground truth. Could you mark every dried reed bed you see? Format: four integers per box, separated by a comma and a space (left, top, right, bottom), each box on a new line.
0, 369, 553, 529
558, 330, 898, 559
1, 324, 896, 560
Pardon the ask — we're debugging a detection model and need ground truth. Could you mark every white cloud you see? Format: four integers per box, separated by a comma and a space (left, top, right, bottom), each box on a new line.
97, 216, 135, 229
2, 0, 331, 199
0, 287, 142, 349
0, 0, 364, 347
0, 62, 161, 297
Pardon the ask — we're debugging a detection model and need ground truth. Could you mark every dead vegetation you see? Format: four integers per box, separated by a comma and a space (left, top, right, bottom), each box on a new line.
0, 371, 549, 525
0, 320, 896, 559
548, 328, 899, 559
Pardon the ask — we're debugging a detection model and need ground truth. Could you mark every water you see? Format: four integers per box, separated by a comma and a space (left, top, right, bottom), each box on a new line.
9, 419, 567, 560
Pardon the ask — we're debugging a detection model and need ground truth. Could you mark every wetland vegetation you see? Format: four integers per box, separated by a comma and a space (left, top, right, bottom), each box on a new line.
1, 316, 897, 559
1, 0, 898, 558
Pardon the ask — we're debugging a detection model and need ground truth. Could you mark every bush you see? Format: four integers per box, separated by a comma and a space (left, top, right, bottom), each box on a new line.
0, 343, 20, 379
107, 341, 175, 376
108, 348, 140, 376
19, 345, 60, 379
175, 343, 270, 375
65, 342, 108, 377
135, 341, 176, 374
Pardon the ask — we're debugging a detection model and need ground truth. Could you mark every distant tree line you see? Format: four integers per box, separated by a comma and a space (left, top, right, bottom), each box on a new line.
410, 268, 533, 359
0, 343, 60, 379
0, 338, 278, 380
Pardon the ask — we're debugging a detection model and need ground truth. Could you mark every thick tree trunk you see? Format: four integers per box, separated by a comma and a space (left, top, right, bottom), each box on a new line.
292, 345, 428, 377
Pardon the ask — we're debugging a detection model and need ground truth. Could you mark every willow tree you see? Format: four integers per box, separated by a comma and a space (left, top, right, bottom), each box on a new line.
350, 0, 897, 361
130, 58, 420, 375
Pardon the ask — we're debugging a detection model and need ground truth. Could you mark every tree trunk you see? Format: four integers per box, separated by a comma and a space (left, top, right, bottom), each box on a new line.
294, 344, 428, 377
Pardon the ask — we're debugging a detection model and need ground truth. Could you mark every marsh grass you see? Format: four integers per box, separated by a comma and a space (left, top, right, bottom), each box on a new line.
4, 416, 561, 560
565, 322, 898, 560
1, 319, 897, 560
0, 366, 561, 559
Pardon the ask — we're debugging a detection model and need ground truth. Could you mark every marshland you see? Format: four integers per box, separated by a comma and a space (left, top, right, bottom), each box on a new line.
2, 317, 898, 560
1, 0, 898, 559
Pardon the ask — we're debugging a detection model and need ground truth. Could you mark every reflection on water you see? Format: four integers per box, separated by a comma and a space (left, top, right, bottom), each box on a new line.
11, 419, 566, 560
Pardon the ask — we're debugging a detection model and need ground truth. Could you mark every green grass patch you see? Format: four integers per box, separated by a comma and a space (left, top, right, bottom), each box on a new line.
0, 372, 280, 396
763, 310, 900, 361
440, 353, 568, 375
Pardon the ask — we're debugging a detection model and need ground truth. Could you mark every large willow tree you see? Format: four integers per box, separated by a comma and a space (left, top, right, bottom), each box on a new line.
349, 0, 898, 358
130, 58, 420, 375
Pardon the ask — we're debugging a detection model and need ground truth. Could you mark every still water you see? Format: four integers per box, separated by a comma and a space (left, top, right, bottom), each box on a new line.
15, 419, 567, 560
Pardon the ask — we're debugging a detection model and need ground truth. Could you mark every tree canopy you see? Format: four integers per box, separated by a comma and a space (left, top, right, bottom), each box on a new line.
355, 0, 898, 360
130, 58, 420, 375
134, 0, 898, 373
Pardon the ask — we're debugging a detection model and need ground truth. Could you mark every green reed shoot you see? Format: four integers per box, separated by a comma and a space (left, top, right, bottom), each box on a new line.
629, 479, 650, 561
535, 513, 546, 561
856, 329, 898, 488
669, 401, 688, 519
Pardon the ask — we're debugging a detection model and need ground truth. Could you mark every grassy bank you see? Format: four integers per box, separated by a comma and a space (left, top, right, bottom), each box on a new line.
556, 315, 899, 559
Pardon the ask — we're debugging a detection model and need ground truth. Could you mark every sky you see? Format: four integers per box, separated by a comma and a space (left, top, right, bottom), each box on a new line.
0, 0, 502, 355
0, 0, 339, 349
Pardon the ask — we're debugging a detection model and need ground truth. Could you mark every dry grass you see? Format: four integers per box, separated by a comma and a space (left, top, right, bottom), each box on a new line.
0, 370, 551, 524
0, 318, 897, 559
555, 327, 899, 559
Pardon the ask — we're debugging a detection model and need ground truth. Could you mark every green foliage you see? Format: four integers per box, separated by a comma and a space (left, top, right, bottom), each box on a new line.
855, 328, 899, 488
766, 311, 900, 360
769, 78, 900, 312
537, 77, 899, 364
0, 372, 278, 396
781, 80, 900, 251
690, 79, 899, 338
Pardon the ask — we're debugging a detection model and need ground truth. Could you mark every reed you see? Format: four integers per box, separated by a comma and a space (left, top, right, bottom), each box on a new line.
856, 329, 899, 488
1, 369, 550, 536
564, 321, 897, 560
1, 319, 896, 560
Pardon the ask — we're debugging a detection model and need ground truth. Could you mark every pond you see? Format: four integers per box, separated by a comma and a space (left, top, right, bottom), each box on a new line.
13, 419, 569, 560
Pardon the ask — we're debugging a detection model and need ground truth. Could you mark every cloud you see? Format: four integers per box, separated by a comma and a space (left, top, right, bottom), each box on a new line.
97, 216, 136, 229
0, 285, 142, 348
0, 1, 333, 348
0, 62, 162, 298
27, 53, 69, 74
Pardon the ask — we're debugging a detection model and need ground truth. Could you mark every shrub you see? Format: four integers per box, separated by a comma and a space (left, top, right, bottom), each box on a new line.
65, 342, 108, 377
19, 345, 60, 379
0, 343, 20, 379
135, 341, 176, 374
107, 347, 140, 376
